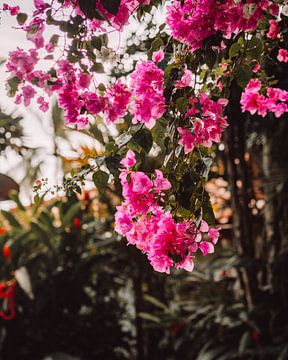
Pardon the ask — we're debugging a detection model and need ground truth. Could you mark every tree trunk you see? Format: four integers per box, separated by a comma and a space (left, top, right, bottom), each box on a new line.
225, 82, 288, 315
224, 83, 259, 308
262, 116, 288, 313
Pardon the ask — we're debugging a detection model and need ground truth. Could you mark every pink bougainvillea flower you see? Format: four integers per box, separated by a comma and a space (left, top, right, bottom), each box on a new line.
152, 49, 164, 63
241, 79, 288, 118
177, 94, 228, 153
104, 81, 131, 124
154, 170, 172, 192
131, 172, 153, 194
175, 69, 193, 88
199, 241, 214, 255
120, 150, 137, 168
167, 0, 265, 52
115, 155, 220, 273
130, 61, 166, 128
277, 49, 288, 63
252, 62, 261, 73
208, 228, 220, 244
267, 19, 279, 39
3, 4, 20, 16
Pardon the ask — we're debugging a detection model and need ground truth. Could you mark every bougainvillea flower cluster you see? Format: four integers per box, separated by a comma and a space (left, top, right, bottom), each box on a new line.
130, 61, 166, 129
166, 0, 276, 52
115, 150, 220, 274
240, 79, 288, 118
65, 0, 150, 31
177, 94, 229, 153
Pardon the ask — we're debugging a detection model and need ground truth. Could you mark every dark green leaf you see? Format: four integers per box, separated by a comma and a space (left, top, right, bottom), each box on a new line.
8, 190, 25, 211
246, 36, 264, 60
91, 63, 105, 73
62, 202, 82, 227
49, 34, 60, 46
229, 43, 240, 59
105, 155, 121, 176
1, 210, 22, 229
7, 76, 21, 97
133, 129, 153, 154
235, 64, 253, 88
100, 0, 121, 15
151, 117, 166, 150
148, 37, 163, 59
16, 13, 28, 25
93, 170, 109, 193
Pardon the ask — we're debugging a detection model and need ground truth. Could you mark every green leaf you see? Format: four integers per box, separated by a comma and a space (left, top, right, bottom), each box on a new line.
1, 210, 22, 229
79, 0, 104, 20
205, 50, 217, 69
229, 43, 240, 59
7, 76, 21, 97
152, 117, 166, 150
143, 295, 169, 312
235, 64, 253, 89
202, 191, 215, 225
176, 207, 191, 219
16, 13, 28, 25
38, 210, 55, 234
100, 0, 121, 15
87, 125, 105, 144
30, 220, 56, 254
49, 34, 60, 46
62, 202, 82, 227
238, 331, 251, 354
246, 36, 263, 60
98, 83, 106, 92
92, 170, 109, 193
91, 34, 108, 50
91, 63, 105, 73
91, 36, 102, 51
133, 129, 153, 154
176, 97, 188, 113
105, 155, 121, 176
138, 312, 160, 323
105, 141, 117, 153
164, 63, 181, 88
148, 37, 163, 59
8, 190, 25, 211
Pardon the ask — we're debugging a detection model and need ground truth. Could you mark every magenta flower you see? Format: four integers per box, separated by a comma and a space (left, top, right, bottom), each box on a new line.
120, 150, 137, 169
277, 49, 288, 63
152, 50, 164, 63
130, 61, 166, 128
199, 241, 214, 256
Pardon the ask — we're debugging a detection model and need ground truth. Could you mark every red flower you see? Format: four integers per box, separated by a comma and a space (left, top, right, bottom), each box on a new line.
84, 191, 90, 202
73, 217, 81, 229
0, 280, 16, 320
170, 321, 185, 336
3, 244, 11, 260
252, 330, 261, 346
